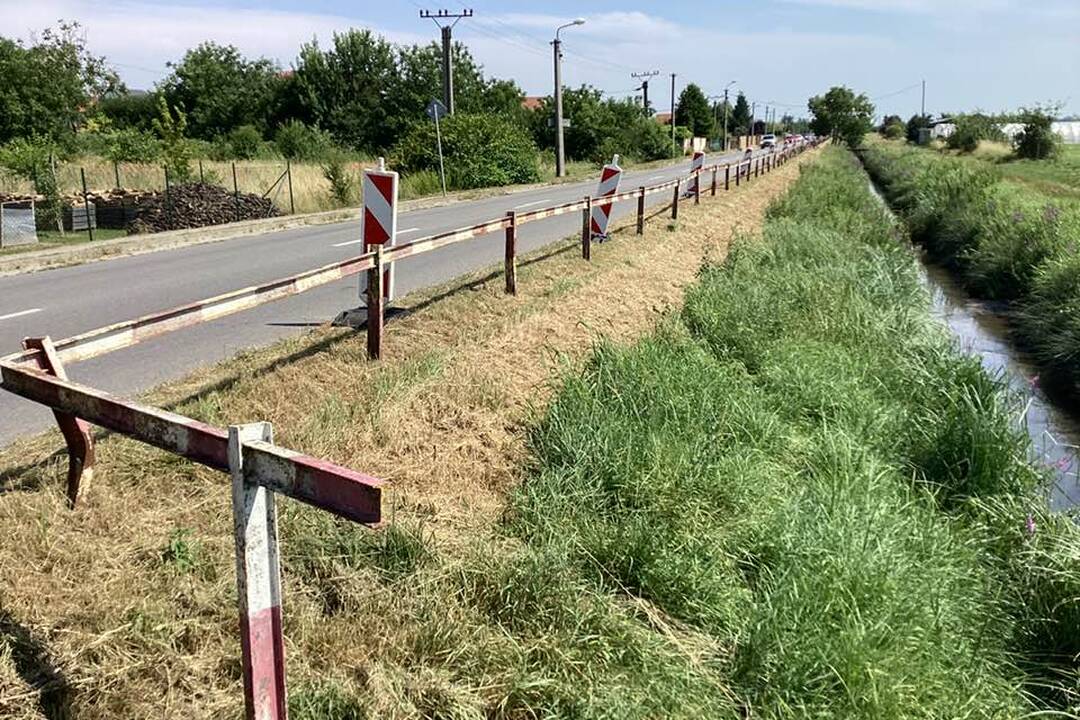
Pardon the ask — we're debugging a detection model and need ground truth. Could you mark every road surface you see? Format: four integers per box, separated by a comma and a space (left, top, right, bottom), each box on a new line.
0, 148, 769, 445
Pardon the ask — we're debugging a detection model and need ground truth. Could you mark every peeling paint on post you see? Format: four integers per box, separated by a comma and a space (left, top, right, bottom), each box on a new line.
229, 422, 287, 720
21, 336, 95, 507
367, 245, 384, 360
581, 196, 592, 261
504, 210, 517, 295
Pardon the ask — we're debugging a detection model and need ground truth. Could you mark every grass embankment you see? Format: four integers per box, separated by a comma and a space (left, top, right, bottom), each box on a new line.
517, 146, 1080, 716
965, 142, 1080, 200
0, 145, 812, 717
861, 140, 1080, 393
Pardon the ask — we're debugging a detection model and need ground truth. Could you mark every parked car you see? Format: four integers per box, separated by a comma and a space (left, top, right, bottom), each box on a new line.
761, 134, 777, 148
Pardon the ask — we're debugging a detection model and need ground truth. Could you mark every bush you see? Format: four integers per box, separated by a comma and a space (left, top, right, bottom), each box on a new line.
946, 113, 1005, 153
275, 119, 334, 162
1013, 107, 1061, 160
103, 128, 160, 163
227, 124, 263, 160
905, 114, 931, 143
882, 119, 905, 140
151, 96, 193, 182
392, 113, 539, 190
0, 136, 64, 229
321, 149, 356, 206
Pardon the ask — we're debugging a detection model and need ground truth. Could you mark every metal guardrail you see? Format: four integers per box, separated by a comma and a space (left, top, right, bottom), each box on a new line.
0, 138, 816, 718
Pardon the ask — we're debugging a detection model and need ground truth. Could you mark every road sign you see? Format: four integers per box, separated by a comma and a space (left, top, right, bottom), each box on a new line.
686, 150, 705, 196
590, 155, 622, 238
361, 159, 398, 301
547, 117, 572, 128
426, 99, 448, 122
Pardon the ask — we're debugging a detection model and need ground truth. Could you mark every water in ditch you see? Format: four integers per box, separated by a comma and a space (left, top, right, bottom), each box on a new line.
919, 261, 1080, 510
864, 180, 1079, 509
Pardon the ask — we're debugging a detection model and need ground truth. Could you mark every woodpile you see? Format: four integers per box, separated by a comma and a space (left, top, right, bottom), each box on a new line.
124, 183, 278, 234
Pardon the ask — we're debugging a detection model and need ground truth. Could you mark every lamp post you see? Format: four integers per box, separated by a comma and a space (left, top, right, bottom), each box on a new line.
553, 18, 585, 178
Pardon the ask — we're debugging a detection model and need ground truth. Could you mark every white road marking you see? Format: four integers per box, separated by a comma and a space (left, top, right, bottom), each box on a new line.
647, 174, 666, 180
513, 199, 545, 209
332, 227, 421, 247
0, 307, 43, 322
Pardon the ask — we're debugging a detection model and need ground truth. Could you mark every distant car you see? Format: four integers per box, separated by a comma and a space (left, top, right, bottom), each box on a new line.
761, 134, 777, 148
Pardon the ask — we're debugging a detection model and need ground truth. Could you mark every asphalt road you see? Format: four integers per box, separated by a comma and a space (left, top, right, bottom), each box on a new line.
0, 147, 769, 445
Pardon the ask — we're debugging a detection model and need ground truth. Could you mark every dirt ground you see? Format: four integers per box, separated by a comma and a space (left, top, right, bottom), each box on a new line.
0, 148, 819, 718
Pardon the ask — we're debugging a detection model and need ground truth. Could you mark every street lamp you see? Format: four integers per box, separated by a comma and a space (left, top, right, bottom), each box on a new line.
553, 18, 585, 178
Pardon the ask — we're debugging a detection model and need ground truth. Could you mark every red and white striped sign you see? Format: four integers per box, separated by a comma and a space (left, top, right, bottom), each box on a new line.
361, 160, 398, 301
686, 150, 705, 195
590, 155, 622, 237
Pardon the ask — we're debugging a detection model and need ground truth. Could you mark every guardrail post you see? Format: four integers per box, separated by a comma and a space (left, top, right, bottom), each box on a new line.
21, 336, 95, 507
671, 180, 680, 220
694, 172, 701, 205
711, 167, 717, 196
581, 196, 592, 261
736, 163, 741, 187
636, 186, 645, 235
367, 245, 384, 360
504, 210, 517, 295
755, 158, 760, 178
725, 165, 730, 191
229, 422, 288, 720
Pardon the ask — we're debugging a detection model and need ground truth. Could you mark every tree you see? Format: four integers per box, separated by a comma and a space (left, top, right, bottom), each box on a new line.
731, 93, 751, 137
675, 83, 713, 137
0, 21, 120, 142
285, 30, 398, 152
160, 43, 281, 139
808, 86, 874, 148
1013, 106, 1061, 160
905, 114, 931, 143
880, 114, 905, 139
151, 96, 193, 181
945, 113, 1004, 152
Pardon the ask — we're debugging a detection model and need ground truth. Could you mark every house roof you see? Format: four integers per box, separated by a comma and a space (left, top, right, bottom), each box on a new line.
654, 112, 672, 125
522, 96, 544, 110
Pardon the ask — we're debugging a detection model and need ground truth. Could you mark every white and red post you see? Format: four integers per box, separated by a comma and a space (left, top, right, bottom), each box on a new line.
229, 422, 286, 720
589, 155, 623, 241
685, 150, 705, 197
361, 158, 399, 359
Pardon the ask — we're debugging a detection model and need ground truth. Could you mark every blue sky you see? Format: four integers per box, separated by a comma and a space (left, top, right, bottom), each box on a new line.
4, 0, 1077, 119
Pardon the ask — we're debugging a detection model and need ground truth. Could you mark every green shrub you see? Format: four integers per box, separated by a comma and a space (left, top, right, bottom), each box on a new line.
275, 119, 334, 162
1014, 107, 1062, 160
0, 135, 64, 229
946, 113, 1005, 153
151, 96, 193, 182
103, 128, 160, 163
392, 113, 539, 190
226, 124, 262, 160
321, 149, 356, 207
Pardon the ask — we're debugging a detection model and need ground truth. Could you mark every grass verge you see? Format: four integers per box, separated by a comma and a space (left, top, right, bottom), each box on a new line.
513, 146, 1079, 716
0, 143, 814, 717
861, 139, 1080, 393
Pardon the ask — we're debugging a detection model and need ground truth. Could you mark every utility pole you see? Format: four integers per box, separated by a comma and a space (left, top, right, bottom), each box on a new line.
670, 73, 677, 153
420, 9, 473, 115
921, 79, 926, 117
749, 101, 756, 141
721, 81, 735, 150
553, 18, 585, 178
631, 70, 660, 113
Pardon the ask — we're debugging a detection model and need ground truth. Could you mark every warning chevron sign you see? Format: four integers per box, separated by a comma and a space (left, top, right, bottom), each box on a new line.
590, 155, 622, 238
361, 162, 399, 301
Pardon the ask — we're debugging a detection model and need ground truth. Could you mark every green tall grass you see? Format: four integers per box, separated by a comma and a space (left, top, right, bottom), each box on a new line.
510, 146, 1079, 716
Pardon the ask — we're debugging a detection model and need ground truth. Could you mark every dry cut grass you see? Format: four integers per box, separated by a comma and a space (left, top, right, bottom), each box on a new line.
0, 149, 819, 718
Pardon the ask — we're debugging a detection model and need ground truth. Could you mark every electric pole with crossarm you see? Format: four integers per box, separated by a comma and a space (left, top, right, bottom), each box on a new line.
419, 8, 474, 115
631, 70, 660, 114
